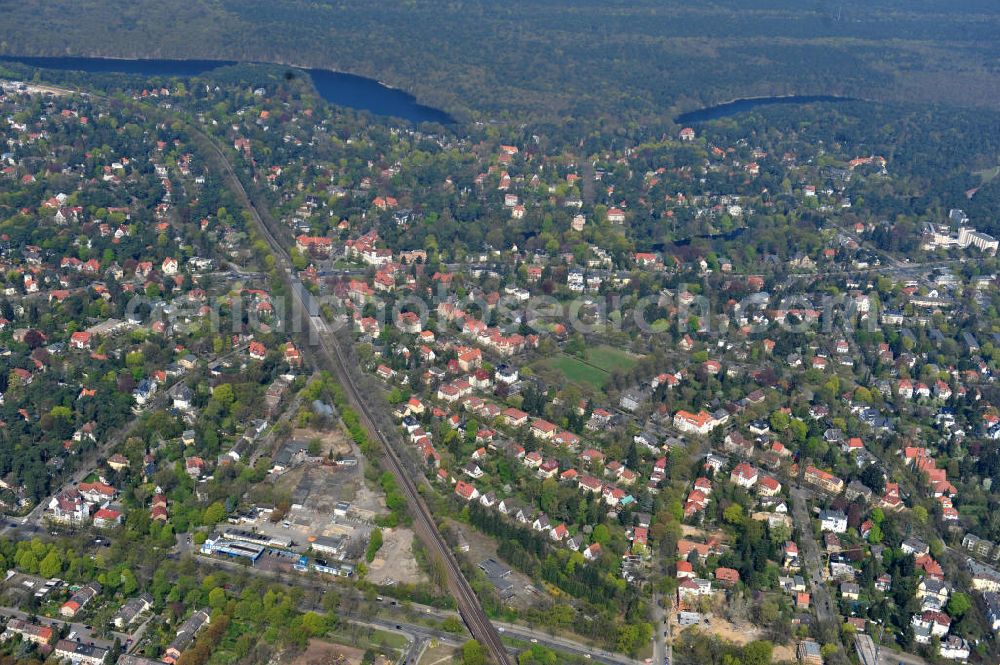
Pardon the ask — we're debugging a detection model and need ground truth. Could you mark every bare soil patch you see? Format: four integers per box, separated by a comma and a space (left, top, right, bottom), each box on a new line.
293, 426, 353, 457
672, 612, 795, 661
366, 527, 428, 586
288, 639, 364, 665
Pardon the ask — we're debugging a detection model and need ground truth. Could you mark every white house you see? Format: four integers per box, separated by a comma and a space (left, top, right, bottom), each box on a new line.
911, 610, 950, 643
677, 578, 713, 599
730, 463, 758, 489
939, 635, 970, 661
819, 510, 847, 534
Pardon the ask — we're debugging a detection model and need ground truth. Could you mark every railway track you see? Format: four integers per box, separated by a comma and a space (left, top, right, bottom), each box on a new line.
197, 129, 513, 664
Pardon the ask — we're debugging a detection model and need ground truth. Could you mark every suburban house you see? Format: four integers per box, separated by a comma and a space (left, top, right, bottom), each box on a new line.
804, 466, 844, 494
819, 510, 848, 534
60, 582, 101, 618
1, 619, 54, 645
164, 610, 211, 664
673, 410, 721, 435
730, 463, 758, 488
53, 640, 108, 665
113, 593, 154, 629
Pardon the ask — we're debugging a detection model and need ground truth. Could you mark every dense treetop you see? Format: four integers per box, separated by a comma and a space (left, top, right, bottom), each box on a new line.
1, 0, 1000, 123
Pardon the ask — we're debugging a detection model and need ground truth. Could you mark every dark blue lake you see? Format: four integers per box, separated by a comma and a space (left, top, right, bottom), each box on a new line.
306, 68, 452, 125
0, 55, 453, 124
675, 95, 856, 124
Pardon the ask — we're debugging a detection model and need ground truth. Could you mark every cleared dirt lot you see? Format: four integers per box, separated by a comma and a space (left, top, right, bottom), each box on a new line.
680, 524, 728, 543
366, 527, 427, 586
672, 612, 795, 661
255, 460, 379, 559
293, 426, 353, 457
271, 435, 383, 519
287, 638, 364, 665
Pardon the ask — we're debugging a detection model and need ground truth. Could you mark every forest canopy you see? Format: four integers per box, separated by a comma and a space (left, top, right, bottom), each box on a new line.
1, 0, 999, 123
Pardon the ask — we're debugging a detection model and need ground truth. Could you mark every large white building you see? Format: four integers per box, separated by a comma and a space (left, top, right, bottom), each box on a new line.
923, 223, 998, 254
819, 510, 847, 533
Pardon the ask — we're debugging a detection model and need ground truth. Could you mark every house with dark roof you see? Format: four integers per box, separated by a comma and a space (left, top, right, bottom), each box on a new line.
164, 610, 210, 664
54, 639, 108, 665
113, 593, 153, 629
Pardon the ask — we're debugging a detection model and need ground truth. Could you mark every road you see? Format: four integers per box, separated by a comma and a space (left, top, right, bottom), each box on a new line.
884, 651, 929, 665
1, 342, 249, 539
185, 543, 639, 664
350, 608, 635, 664
1, 81, 73, 97
789, 486, 842, 641
190, 120, 514, 665
348, 616, 427, 664
651, 592, 669, 665
354, 612, 634, 665
493, 619, 636, 665
832, 220, 904, 270
125, 615, 155, 654
854, 633, 928, 665
0, 384, 173, 538
410, 638, 430, 664
0, 605, 122, 648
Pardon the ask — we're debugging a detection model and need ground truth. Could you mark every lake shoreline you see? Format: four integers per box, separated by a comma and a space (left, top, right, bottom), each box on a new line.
0, 54, 454, 125
675, 94, 861, 124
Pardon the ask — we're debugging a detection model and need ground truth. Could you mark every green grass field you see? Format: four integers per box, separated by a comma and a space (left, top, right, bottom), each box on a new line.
547, 355, 609, 388
974, 165, 1000, 184
540, 345, 640, 389
583, 345, 640, 373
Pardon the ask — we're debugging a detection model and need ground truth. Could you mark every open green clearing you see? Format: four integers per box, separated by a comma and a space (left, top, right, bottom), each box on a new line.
539, 345, 640, 389
974, 165, 1000, 184
418, 642, 459, 664
582, 345, 641, 374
